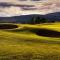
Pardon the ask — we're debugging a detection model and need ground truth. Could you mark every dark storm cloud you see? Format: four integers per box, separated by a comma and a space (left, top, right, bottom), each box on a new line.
31, 0, 41, 1
0, 2, 11, 7
19, 0, 27, 1
18, 0, 42, 1
21, 7, 37, 10
0, 2, 35, 7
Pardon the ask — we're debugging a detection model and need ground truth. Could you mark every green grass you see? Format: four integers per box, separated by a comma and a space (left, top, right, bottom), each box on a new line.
0, 22, 60, 60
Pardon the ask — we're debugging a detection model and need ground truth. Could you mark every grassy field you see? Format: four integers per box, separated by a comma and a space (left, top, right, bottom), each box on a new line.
0, 22, 60, 60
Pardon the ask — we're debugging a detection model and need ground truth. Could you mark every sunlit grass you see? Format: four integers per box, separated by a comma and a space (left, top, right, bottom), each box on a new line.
0, 22, 60, 60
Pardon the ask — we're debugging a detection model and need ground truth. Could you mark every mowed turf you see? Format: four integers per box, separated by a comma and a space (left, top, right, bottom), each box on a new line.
0, 23, 60, 60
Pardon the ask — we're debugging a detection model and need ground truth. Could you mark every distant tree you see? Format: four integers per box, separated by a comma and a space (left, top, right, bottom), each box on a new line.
36, 16, 47, 24
40, 18, 47, 23
35, 16, 41, 24
31, 16, 47, 24
51, 20, 55, 23
30, 16, 36, 24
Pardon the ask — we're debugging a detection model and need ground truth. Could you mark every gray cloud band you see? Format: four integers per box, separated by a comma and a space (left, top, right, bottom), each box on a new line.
0, 2, 37, 10
0, 2, 35, 7
0, 0, 60, 17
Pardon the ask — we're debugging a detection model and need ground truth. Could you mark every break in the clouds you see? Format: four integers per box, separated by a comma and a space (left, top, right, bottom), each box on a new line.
0, 0, 60, 17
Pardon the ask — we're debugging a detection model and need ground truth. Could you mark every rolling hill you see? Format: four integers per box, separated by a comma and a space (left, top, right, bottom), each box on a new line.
0, 23, 60, 60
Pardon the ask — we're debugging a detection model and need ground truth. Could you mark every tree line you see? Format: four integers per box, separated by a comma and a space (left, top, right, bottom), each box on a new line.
30, 16, 55, 24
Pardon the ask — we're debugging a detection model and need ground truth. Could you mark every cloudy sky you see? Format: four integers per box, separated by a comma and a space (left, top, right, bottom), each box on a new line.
0, 0, 60, 17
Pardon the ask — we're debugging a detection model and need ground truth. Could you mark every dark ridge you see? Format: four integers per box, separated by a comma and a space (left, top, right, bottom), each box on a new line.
0, 24, 18, 29
31, 29, 60, 38
0, 12, 60, 23
0, 14, 44, 23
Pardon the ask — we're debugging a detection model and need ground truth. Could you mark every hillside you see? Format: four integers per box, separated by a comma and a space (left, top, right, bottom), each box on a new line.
0, 12, 60, 23
0, 23, 60, 60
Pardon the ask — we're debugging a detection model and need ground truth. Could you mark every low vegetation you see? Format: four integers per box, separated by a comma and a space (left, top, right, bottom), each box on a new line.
0, 22, 60, 60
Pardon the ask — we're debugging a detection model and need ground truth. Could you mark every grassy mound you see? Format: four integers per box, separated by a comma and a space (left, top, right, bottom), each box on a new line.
0, 23, 60, 60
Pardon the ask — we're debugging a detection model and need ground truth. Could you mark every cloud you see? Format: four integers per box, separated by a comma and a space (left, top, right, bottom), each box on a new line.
0, 2, 35, 7
0, 0, 60, 17
0, 6, 22, 17
21, 7, 37, 10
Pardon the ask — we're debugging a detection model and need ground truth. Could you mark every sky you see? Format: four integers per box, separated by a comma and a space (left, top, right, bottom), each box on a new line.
0, 0, 60, 17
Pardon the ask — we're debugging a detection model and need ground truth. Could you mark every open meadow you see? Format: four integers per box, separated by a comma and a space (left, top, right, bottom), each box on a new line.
0, 22, 60, 60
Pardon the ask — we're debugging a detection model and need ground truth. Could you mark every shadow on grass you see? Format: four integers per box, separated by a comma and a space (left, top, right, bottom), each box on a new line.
0, 24, 60, 44
30, 28, 60, 38
5, 26, 60, 44
0, 24, 18, 29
